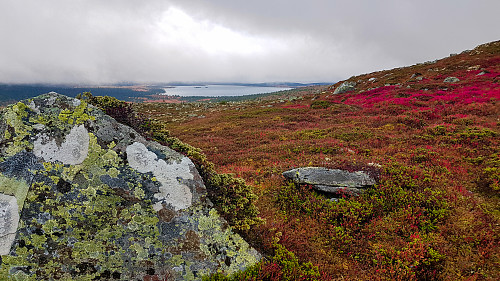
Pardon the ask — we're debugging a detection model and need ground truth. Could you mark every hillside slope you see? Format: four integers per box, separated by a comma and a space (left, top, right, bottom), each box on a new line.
136, 41, 500, 280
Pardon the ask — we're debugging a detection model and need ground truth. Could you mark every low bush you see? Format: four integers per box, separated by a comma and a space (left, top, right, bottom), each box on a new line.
202, 240, 322, 281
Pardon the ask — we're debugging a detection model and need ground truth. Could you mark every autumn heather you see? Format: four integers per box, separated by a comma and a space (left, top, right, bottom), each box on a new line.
133, 41, 500, 280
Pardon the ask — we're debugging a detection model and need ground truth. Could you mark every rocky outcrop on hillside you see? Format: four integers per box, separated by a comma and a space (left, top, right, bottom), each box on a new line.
283, 167, 376, 196
333, 81, 356, 95
0, 93, 260, 280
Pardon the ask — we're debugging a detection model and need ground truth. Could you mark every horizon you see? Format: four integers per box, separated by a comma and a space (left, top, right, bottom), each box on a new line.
0, 81, 332, 87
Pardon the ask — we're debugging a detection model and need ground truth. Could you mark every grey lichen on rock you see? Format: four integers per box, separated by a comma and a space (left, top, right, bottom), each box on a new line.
0, 194, 19, 255
126, 141, 193, 211
443, 76, 460, 83
283, 167, 376, 196
333, 81, 356, 95
0, 92, 260, 280
34, 124, 90, 165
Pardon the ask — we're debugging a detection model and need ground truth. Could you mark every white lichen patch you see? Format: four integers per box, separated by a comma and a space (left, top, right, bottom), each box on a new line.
28, 100, 40, 114
126, 142, 193, 211
0, 193, 20, 255
34, 125, 90, 165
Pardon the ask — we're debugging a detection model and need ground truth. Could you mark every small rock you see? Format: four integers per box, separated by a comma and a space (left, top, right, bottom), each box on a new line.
444, 77, 460, 83
367, 162, 382, 168
410, 73, 422, 79
468, 65, 481, 71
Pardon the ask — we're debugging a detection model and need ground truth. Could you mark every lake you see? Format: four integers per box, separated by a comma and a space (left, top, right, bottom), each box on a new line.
160, 85, 292, 97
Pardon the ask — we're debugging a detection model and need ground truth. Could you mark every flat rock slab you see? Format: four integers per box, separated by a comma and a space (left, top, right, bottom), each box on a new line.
283, 167, 376, 195
0, 93, 260, 280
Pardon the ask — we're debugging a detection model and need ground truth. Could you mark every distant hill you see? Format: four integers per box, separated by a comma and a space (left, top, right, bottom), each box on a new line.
0, 82, 330, 105
0, 84, 165, 105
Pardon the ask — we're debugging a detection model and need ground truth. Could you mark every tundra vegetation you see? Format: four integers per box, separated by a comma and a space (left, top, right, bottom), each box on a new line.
99, 41, 499, 280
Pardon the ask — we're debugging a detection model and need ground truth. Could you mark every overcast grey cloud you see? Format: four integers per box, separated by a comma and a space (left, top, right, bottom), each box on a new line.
0, 0, 498, 84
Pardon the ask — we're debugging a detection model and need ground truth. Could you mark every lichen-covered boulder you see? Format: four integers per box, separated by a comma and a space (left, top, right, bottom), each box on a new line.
283, 167, 376, 196
333, 81, 356, 95
0, 93, 260, 280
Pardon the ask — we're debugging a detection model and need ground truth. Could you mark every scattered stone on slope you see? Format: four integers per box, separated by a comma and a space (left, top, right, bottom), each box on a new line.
443, 76, 460, 83
0, 92, 260, 280
333, 81, 356, 94
282, 167, 376, 197
410, 73, 422, 79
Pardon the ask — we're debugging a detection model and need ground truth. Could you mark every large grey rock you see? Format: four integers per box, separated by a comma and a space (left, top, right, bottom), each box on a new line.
333, 81, 356, 95
0, 93, 260, 280
283, 167, 376, 196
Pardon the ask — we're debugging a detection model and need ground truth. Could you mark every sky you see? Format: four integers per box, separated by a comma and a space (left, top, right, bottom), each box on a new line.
0, 0, 498, 84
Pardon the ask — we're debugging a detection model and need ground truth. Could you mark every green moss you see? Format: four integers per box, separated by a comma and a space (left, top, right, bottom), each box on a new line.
272, 243, 321, 280
206, 173, 263, 231
295, 129, 328, 140
310, 100, 332, 109
202, 243, 321, 281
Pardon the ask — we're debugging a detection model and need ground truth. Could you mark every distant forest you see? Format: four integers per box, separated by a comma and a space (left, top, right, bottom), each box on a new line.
0, 84, 164, 105
0, 83, 331, 105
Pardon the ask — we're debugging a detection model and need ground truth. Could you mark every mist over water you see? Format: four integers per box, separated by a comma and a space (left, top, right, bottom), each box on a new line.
161, 85, 292, 97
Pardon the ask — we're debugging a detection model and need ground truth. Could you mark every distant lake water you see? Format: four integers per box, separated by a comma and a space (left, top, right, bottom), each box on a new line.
160, 85, 292, 97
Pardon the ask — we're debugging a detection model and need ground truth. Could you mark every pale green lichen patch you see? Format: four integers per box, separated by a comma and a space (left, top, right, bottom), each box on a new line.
0, 174, 30, 210
194, 208, 261, 275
